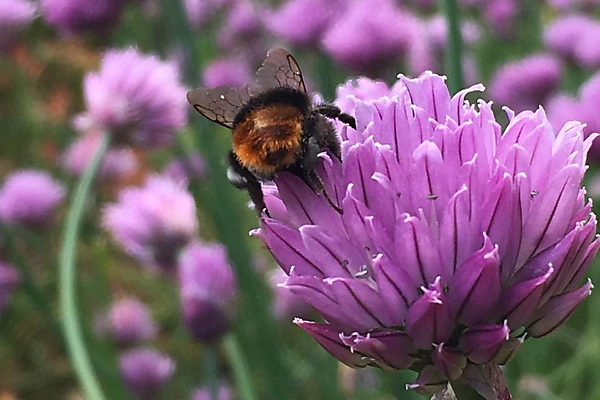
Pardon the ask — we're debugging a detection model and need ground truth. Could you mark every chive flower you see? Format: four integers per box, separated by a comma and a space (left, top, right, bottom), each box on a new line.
254, 72, 598, 393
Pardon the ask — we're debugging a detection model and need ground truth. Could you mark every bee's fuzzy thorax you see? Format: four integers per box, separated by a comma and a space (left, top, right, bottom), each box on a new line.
232, 103, 304, 177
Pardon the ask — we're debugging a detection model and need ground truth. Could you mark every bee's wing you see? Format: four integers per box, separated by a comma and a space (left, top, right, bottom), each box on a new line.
251, 48, 308, 95
187, 85, 251, 129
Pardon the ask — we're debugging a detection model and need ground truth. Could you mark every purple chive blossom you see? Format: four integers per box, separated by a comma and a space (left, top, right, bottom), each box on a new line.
543, 15, 598, 63
217, 0, 262, 50
191, 384, 232, 400
120, 348, 175, 400
74, 47, 187, 149
0, 0, 36, 50
482, 0, 518, 38
253, 72, 599, 390
0, 262, 20, 314
62, 133, 138, 182
40, 0, 125, 36
489, 54, 562, 113
162, 153, 207, 184
0, 169, 65, 229
102, 175, 198, 272
178, 242, 237, 343
264, 0, 338, 47
96, 298, 158, 346
269, 268, 313, 321
202, 57, 253, 89
546, 72, 600, 161
320, 0, 417, 76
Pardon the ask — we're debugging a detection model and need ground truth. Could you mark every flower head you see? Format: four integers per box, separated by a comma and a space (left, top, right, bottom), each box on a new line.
62, 133, 138, 181
482, 0, 518, 38
96, 298, 158, 346
264, 0, 337, 47
0, 0, 36, 50
75, 48, 187, 149
41, 0, 124, 36
0, 169, 65, 228
120, 348, 175, 400
102, 175, 198, 272
178, 242, 237, 343
202, 57, 252, 89
320, 0, 417, 76
489, 53, 562, 113
544, 15, 598, 63
254, 72, 598, 388
546, 71, 600, 160
0, 262, 20, 314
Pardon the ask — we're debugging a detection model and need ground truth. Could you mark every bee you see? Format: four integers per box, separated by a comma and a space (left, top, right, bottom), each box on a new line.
187, 48, 356, 215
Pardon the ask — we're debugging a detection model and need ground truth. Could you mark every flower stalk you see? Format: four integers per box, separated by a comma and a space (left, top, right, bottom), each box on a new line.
223, 335, 258, 400
59, 132, 110, 400
441, 0, 463, 94
205, 345, 219, 400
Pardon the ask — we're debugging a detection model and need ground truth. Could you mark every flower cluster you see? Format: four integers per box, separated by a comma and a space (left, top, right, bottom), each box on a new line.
178, 242, 237, 343
102, 175, 198, 272
0, 170, 65, 229
74, 47, 188, 149
254, 73, 598, 391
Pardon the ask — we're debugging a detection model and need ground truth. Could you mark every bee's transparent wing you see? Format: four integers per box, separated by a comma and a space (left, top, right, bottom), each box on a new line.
187, 85, 251, 129
250, 48, 307, 96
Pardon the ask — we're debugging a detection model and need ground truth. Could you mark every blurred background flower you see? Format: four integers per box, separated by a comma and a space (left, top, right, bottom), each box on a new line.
178, 242, 237, 343
0, 170, 65, 229
120, 348, 176, 399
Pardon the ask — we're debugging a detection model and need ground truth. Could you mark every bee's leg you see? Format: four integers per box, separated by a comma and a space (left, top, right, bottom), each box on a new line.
314, 104, 357, 130
302, 169, 343, 215
227, 151, 268, 216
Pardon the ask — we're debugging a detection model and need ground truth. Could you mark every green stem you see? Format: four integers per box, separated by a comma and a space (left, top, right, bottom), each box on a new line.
441, 0, 464, 94
59, 132, 110, 400
205, 345, 220, 400
223, 335, 257, 400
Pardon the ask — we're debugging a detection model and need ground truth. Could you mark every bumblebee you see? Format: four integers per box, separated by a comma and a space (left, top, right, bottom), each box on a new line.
187, 48, 356, 214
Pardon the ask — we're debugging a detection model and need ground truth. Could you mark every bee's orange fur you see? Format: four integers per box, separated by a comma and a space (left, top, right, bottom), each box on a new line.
232, 104, 304, 175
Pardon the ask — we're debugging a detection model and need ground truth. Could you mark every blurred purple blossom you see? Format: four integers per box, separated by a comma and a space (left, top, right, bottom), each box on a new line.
120, 348, 175, 400
96, 298, 158, 347
489, 54, 562, 113
264, 0, 338, 47
217, 0, 262, 50
74, 47, 187, 149
320, 0, 417, 76
254, 72, 598, 389
162, 153, 207, 184
0, 262, 20, 314
202, 56, 253, 89
191, 384, 232, 400
0, 169, 65, 229
546, 71, 600, 159
102, 176, 198, 272
62, 133, 138, 181
0, 0, 36, 50
482, 0, 518, 38
178, 242, 237, 343
269, 268, 313, 321
544, 15, 596, 62
40, 0, 125, 36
